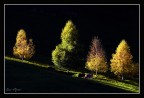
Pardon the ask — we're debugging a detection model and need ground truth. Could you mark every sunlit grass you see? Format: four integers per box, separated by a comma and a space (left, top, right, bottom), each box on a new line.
89, 74, 139, 93
72, 73, 139, 93
5, 56, 139, 93
5, 56, 50, 68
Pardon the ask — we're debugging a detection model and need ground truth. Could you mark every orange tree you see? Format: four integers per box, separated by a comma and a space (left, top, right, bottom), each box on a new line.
13, 29, 35, 60
110, 39, 138, 80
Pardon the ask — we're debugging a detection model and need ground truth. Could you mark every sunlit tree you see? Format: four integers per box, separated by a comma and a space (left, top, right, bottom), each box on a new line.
85, 37, 107, 76
110, 39, 138, 80
13, 29, 35, 60
25, 39, 35, 59
52, 20, 82, 69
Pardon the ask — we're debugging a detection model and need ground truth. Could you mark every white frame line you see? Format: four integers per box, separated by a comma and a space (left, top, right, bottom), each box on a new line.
4, 4, 140, 94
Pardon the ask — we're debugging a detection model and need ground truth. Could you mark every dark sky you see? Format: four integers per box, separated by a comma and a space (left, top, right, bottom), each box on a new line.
5, 5, 139, 63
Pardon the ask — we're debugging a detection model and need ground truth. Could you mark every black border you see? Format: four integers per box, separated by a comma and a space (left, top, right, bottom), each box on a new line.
1, 0, 143, 97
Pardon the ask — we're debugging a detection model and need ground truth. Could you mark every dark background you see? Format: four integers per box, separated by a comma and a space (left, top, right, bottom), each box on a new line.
5, 5, 139, 64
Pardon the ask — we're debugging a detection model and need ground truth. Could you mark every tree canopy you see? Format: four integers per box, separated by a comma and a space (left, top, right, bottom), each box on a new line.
52, 20, 82, 69
110, 39, 138, 80
13, 29, 35, 60
85, 36, 108, 75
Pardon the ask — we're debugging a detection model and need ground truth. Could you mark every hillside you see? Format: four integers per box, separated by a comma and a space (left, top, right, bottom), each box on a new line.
5, 58, 135, 93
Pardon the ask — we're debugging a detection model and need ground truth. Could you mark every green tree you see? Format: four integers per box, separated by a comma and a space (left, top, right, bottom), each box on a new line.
85, 36, 108, 76
13, 29, 35, 60
52, 20, 82, 69
110, 39, 138, 80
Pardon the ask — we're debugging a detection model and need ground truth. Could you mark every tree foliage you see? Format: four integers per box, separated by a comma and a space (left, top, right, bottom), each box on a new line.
52, 20, 82, 69
85, 36, 108, 75
110, 39, 138, 80
13, 29, 35, 60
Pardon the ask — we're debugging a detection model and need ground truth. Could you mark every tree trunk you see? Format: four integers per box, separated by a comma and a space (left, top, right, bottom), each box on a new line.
96, 70, 97, 76
22, 55, 24, 60
122, 76, 123, 80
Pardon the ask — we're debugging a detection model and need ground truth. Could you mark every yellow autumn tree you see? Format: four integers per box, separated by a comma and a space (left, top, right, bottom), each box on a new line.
110, 39, 138, 80
13, 29, 35, 60
85, 37, 108, 76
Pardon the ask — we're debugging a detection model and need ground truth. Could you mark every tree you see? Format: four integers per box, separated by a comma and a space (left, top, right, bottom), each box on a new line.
52, 20, 82, 69
13, 29, 35, 60
110, 39, 138, 80
85, 36, 107, 76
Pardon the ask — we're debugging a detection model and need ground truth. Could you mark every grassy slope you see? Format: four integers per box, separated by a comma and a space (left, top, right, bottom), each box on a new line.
5, 56, 139, 93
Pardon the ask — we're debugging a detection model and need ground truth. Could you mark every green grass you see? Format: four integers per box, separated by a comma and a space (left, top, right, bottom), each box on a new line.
89, 75, 139, 93
72, 73, 139, 93
5, 56, 80, 75
5, 56, 50, 68
5, 56, 139, 93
